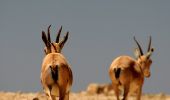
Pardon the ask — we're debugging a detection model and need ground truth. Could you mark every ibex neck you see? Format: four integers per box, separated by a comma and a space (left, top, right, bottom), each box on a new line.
136, 62, 144, 78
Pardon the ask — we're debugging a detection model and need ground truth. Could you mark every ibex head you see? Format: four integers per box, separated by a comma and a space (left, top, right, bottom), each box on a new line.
134, 36, 154, 77
42, 25, 69, 55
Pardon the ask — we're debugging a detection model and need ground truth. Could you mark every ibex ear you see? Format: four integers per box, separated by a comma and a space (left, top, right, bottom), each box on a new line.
146, 48, 154, 59
44, 48, 48, 55
134, 48, 141, 59
59, 31, 69, 48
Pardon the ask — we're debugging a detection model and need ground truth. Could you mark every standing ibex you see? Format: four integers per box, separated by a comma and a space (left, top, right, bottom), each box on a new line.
109, 36, 154, 100
40, 25, 73, 100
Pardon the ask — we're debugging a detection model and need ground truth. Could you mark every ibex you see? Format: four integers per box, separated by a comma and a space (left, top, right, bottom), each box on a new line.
40, 25, 73, 100
109, 36, 154, 100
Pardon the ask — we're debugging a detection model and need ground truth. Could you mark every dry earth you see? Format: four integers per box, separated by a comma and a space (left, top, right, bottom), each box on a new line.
0, 83, 169, 100
0, 91, 169, 100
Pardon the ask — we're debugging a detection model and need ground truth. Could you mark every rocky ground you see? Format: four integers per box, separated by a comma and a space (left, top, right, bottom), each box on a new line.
0, 83, 169, 100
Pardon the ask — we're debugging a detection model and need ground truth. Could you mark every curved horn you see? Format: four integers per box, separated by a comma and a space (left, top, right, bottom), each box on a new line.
147, 36, 152, 52
42, 31, 51, 53
59, 31, 69, 48
56, 26, 62, 43
42, 31, 48, 47
47, 25, 51, 43
133, 36, 143, 55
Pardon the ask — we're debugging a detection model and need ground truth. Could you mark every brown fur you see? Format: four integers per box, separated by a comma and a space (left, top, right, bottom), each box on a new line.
109, 36, 154, 100
41, 25, 73, 100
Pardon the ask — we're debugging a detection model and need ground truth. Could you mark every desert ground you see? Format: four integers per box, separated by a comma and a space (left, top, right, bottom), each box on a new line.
0, 83, 169, 100
0, 92, 169, 100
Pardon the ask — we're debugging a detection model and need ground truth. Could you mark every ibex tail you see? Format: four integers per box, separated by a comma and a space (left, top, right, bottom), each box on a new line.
114, 67, 121, 79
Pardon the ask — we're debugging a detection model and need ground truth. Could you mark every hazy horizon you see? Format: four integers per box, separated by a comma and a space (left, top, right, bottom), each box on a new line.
0, 0, 170, 94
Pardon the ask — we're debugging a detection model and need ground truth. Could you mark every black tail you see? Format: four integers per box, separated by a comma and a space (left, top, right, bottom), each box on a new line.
50, 65, 59, 81
114, 68, 121, 79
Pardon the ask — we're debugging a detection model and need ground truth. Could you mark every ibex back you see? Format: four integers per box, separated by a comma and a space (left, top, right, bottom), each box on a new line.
40, 25, 73, 100
109, 36, 154, 100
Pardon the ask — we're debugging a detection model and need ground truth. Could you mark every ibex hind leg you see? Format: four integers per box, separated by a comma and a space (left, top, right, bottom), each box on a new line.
136, 87, 142, 100
112, 83, 120, 100
49, 95, 56, 100
44, 86, 53, 100
59, 94, 69, 100
63, 92, 69, 100
122, 84, 129, 100
59, 89, 69, 100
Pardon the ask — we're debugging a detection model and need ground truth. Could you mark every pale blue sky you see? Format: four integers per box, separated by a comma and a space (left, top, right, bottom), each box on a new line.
0, 0, 170, 94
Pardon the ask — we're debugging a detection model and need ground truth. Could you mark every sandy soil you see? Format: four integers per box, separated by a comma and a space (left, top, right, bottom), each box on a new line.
0, 83, 169, 100
0, 91, 169, 100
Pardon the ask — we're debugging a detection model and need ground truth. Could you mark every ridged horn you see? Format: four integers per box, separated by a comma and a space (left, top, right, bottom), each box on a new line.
134, 36, 143, 55
56, 26, 62, 43
47, 25, 51, 43
147, 36, 152, 52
